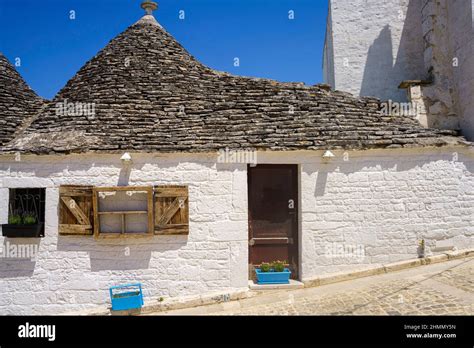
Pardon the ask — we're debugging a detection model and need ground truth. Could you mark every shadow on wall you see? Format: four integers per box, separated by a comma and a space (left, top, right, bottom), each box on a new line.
452, 0, 474, 141
118, 166, 132, 186
57, 235, 188, 272
312, 150, 474, 198
0, 154, 235, 277
0, 236, 190, 276
0, 238, 41, 278
360, 0, 425, 102
1, 154, 232, 181
315, 171, 328, 197
360, 25, 395, 101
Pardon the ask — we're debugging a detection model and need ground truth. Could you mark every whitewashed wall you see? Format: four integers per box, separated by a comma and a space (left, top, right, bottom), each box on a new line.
247, 148, 473, 280
324, 0, 425, 101
324, 0, 474, 141
448, 0, 474, 141
0, 147, 473, 314
0, 153, 249, 315
323, 5, 336, 89
296, 148, 474, 279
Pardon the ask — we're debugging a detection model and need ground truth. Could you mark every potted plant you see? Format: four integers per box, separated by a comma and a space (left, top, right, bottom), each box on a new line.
2, 211, 44, 238
255, 261, 291, 285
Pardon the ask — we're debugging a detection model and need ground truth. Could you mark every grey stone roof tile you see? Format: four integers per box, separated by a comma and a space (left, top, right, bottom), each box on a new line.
0, 53, 44, 147
1, 15, 470, 154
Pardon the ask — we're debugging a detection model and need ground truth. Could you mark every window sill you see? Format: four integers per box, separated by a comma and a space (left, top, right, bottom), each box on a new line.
95, 232, 154, 239
2, 223, 45, 238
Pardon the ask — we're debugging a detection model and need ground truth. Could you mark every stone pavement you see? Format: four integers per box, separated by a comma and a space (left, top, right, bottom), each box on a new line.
155, 258, 473, 315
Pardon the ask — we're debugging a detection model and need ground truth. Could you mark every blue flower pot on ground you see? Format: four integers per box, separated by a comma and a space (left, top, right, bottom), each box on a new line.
109, 283, 144, 311
255, 268, 291, 285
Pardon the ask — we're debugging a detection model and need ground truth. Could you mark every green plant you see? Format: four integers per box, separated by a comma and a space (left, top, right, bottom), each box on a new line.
259, 262, 271, 273
272, 260, 286, 273
113, 290, 140, 299
22, 213, 37, 225
8, 214, 22, 225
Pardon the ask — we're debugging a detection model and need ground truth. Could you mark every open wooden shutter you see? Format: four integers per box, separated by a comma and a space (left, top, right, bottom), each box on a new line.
154, 186, 189, 235
59, 185, 94, 235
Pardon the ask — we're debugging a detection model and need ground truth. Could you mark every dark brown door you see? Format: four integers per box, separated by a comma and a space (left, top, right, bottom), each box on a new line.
248, 164, 299, 279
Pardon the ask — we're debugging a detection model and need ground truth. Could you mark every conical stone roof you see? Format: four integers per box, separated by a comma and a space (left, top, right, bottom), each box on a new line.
0, 53, 44, 147
2, 14, 468, 154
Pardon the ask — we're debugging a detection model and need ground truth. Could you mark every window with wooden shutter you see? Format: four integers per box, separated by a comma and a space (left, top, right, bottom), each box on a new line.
59, 185, 94, 235
92, 186, 154, 238
154, 186, 189, 235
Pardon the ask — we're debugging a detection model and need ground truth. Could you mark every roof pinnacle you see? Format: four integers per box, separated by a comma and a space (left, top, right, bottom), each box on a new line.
141, 1, 158, 16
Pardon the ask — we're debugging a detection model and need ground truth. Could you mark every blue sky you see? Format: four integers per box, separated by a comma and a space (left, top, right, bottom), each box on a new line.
0, 0, 328, 100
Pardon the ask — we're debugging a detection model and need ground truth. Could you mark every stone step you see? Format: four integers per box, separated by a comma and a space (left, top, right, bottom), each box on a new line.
249, 280, 304, 291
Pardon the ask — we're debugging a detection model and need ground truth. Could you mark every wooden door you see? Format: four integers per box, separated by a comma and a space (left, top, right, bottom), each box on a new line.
248, 164, 299, 279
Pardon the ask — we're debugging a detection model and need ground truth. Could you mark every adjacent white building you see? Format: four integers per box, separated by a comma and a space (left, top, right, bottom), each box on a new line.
0, 1, 473, 315
324, 0, 474, 141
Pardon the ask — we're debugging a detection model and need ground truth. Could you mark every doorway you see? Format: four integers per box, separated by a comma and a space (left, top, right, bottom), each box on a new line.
248, 164, 299, 279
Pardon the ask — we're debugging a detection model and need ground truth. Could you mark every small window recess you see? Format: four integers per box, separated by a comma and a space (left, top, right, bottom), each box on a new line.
92, 186, 154, 238
2, 188, 46, 238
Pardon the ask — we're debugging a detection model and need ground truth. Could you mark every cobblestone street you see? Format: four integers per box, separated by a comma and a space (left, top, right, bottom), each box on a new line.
158, 258, 474, 316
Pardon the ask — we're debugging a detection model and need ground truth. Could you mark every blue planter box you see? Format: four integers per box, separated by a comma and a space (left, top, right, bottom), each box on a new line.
255, 268, 291, 285
109, 283, 144, 311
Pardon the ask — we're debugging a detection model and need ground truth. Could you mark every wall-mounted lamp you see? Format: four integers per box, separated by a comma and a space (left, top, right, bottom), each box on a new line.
120, 152, 133, 165
322, 150, 335, 159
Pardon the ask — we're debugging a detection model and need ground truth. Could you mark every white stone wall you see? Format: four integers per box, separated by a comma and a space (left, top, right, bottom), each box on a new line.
324, 0, 474, 140
297, 147, 474, 279
448, 0, 474, 141
323, 6, 336, 88
0, 153, 249, 314
420, 0, 460, 131
0, 148, 473, 314
324, 0, 425, 101
420, 0, 474, 138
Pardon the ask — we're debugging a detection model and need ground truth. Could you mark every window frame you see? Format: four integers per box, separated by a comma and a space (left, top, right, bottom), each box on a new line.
92, 186, 154, 238
3, 187, 46, 238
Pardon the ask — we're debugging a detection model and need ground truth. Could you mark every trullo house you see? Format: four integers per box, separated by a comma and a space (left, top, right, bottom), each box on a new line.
0, 1, 473, 315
